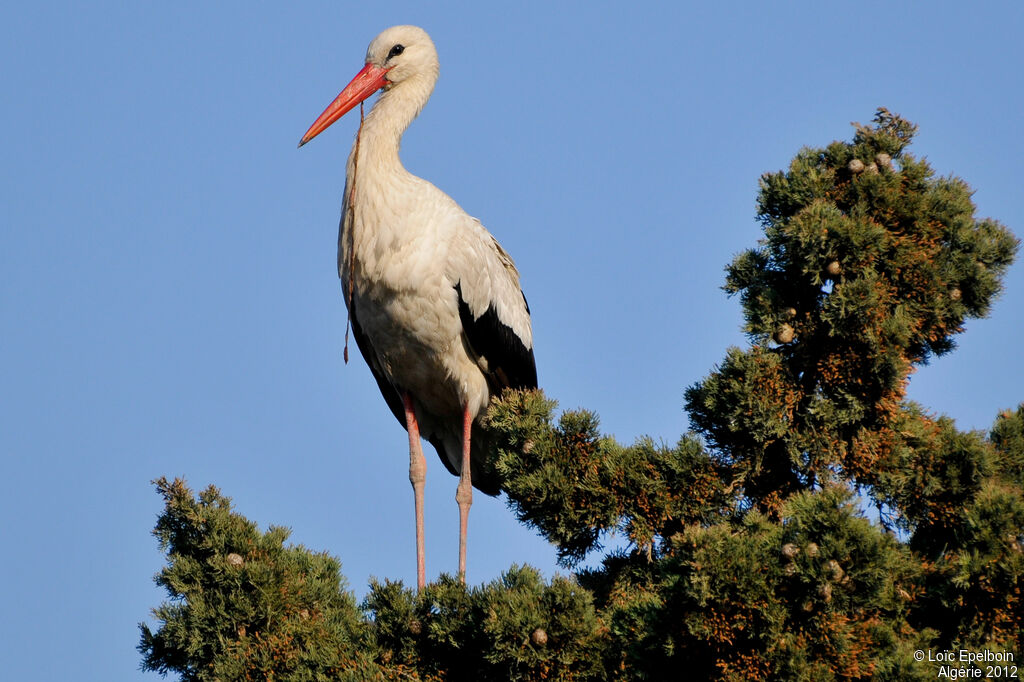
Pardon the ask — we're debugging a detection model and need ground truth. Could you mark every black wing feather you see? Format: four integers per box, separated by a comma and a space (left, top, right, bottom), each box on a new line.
455, 282, 538, 391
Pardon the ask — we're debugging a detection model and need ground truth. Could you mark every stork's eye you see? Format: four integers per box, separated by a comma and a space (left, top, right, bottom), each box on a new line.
387, 44, 405, 60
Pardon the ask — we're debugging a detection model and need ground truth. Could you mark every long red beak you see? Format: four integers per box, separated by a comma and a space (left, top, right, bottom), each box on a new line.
298, 63, 390, 148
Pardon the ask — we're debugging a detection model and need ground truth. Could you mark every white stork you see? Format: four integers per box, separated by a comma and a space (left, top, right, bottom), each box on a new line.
299, 25, 537, 589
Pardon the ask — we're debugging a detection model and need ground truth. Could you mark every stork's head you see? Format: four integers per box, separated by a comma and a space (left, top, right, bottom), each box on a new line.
299, 25, 438, 147
367, 25, 438, 89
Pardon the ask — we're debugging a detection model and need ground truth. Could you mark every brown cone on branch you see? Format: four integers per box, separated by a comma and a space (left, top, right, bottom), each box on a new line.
531, 628, 548, 647
774, 324, 795, 344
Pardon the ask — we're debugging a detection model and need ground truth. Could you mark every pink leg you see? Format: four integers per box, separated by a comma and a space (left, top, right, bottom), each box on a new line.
456, 405, 473, 583
403, 393, 427, 591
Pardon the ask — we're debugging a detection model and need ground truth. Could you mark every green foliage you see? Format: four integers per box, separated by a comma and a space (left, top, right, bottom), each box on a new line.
138, 478, 375, 681
991, 405, 1024, 486
866, 408, 997, 541
727, 109, 1015, 404
910, 476, 1024, 650
141, 479, 603, 681
687, 108, 1019, 517
142, 110, 1022, 679
489, 389, 730, 565
363, 567, 604, 680
570, 486, 931, 680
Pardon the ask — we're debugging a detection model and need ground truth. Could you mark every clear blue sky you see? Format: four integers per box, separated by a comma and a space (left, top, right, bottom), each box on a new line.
2, 2, 1021, 678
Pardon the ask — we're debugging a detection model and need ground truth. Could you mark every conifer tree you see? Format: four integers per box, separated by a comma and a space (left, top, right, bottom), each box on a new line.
141, 110, 1022, 680
139, 478, 377, 680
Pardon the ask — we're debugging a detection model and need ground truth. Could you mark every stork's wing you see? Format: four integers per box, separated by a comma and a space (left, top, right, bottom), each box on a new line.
348, 298, 406, 427
451, 229, 537, 392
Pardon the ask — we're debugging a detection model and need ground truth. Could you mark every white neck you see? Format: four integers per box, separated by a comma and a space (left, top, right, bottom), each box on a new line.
348, 68, 438, 177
